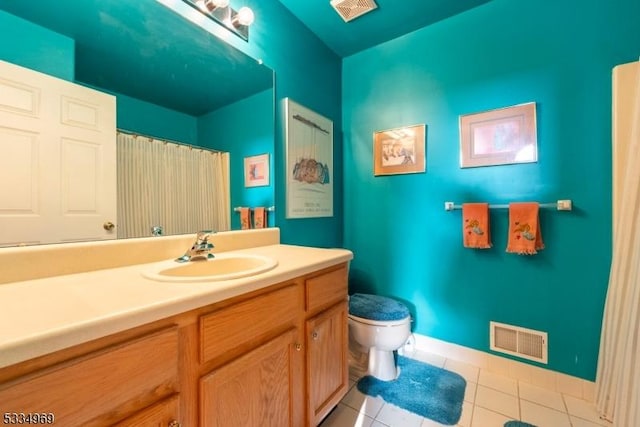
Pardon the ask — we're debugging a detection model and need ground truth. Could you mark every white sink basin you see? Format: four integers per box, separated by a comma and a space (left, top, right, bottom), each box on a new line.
142, 253, 278, 283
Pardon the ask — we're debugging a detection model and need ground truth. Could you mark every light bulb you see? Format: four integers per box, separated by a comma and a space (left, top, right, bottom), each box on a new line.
235, 7, 254, 26
202, 0, 229, 12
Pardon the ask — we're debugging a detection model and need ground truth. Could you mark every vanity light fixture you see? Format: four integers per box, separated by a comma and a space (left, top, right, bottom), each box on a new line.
182, 0, 254, 41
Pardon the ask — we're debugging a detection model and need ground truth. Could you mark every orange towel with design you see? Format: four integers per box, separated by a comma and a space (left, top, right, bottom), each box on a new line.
506, 202, 545, 255
462, 203, 492, 249
239, 207, 251, 230
253, 207, 266, 229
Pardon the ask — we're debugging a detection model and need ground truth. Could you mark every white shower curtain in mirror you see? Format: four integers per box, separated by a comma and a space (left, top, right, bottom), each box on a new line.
595, 61, 640, 426
116, 132, 230, 239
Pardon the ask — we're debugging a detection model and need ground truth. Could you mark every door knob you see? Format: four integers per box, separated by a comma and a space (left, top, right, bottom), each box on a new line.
103, 221, 115, 231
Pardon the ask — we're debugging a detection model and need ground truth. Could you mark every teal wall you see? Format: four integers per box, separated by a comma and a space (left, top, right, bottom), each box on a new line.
224, 0, 343, 247
199, 89, 275, 230
0, 10, 74, 80
343, 0, 640, 380
114, 92, 198, 145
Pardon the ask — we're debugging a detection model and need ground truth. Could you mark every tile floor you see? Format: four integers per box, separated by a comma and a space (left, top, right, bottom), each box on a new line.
320, 350, 612, 427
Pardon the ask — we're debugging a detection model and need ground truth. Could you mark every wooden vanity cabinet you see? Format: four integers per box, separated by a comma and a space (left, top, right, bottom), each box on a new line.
0, 263, 349, 427
196, 265, 350, 427
198, 284, 304, 427
200, 329, 298, 427
113, 394, 181, 426
304, 266, 350, 426
0, 327, 181, 426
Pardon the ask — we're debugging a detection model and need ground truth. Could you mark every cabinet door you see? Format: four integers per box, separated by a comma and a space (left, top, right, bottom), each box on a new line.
200, 329, 297, 427
306, 301, 349, 426
0, 327, 178, 426
113, 394, 180, 427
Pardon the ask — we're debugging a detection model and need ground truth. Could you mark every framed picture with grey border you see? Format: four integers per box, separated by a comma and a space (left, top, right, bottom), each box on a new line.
459, 102, 537, 168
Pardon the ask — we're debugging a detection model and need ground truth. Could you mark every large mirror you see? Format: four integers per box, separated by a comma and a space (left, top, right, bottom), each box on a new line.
0, 0, 275, 245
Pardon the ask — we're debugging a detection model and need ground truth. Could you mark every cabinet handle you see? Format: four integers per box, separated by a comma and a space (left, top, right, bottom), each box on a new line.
312, 331, 319, 340
168, 421, 181, 427
295, 343, 302, 351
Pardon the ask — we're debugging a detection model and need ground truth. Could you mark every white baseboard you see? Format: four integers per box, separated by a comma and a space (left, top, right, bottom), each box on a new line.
407, 332, 595, 402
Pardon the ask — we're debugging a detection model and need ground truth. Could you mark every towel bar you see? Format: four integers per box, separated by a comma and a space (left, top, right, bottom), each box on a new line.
233, 206, 276, 212
444, 200, 572, 211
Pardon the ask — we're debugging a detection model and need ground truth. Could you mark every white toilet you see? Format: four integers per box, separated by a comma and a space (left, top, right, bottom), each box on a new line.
348, 293, 412, 381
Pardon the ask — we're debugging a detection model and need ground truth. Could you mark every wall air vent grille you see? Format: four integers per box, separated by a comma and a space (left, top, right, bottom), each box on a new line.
490, 321, 548, 364
330, 0, 378, 23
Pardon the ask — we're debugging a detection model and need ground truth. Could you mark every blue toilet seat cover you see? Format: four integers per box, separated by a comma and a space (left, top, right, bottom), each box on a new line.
349, 293, 410, 322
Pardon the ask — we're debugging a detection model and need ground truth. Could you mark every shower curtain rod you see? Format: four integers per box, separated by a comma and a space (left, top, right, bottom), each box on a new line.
117, 128, 224, 153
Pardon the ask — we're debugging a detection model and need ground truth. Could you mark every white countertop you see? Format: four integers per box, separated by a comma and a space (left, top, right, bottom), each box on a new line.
0, 244, 353, 369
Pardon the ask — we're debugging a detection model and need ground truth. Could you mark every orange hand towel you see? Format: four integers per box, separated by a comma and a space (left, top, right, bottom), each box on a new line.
253, 207, 266, 229
239, 207, 251, 230
506, 202, 545, 255
462, 203, 492, 249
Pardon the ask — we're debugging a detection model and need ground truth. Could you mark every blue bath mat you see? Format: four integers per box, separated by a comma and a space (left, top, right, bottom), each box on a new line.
357, 356, 466, 425
505, 422, 537, 427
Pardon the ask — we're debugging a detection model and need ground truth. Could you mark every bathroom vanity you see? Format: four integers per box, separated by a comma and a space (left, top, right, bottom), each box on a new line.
0, 229, 352, 426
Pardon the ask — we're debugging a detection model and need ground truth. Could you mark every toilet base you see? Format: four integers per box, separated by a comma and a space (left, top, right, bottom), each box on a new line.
368, 348, 399, 381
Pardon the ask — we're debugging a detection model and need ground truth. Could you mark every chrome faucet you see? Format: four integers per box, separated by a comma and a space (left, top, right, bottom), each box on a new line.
175, 230, 216, 263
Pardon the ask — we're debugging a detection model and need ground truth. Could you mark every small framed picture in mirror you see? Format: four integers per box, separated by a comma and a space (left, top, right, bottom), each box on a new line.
244, 154, 270, 187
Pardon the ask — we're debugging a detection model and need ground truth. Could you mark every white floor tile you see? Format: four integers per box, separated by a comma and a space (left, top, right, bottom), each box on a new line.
478, 370, 518, 396
520, 400, 571, 427
320, 403, 375, 427
470, 406, 511, 427
464, 382, 477, 404
563, 394, 607, 425
375, 403, 424, 427
457, 401, 473, 427
556, 372, 584, 398
338, 350, 607, 427
420, 416, 449, 427
474, 385, 519, 419
519, 381, 566, 412
412, 350, 446, 368
341, 386, 385, 418
571, 416, 609, 427
444, 359, 480, 384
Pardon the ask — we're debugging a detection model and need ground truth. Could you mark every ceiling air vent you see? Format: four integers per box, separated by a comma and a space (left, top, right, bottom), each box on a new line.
490, 321, 548, 364
330, 0, 378, 23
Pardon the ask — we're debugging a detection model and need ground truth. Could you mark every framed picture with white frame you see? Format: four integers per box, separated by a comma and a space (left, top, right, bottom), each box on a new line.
284, 98, 334, 218
244, 153, 270, 187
